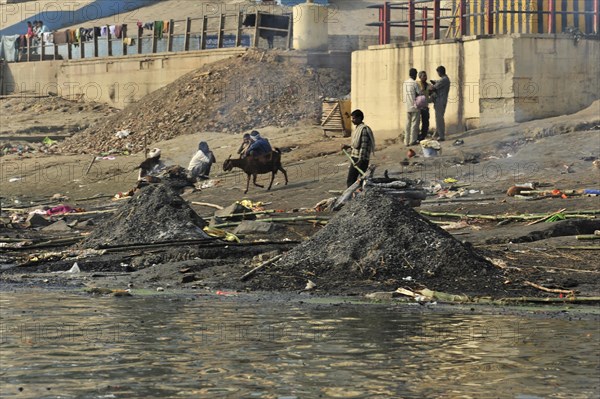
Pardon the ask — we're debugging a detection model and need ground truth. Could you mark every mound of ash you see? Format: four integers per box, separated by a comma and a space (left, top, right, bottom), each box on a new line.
80, 184, 209, 249
249, 190, 509, 296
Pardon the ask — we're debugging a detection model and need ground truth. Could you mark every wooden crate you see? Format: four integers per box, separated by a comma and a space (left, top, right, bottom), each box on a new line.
321, 99, 351, 137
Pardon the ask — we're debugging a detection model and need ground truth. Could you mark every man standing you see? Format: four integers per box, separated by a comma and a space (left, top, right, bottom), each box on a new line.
403, 68, 421, 146
342, 109, 375, 187
416, 71, 434, 141
432, 65, 451, 141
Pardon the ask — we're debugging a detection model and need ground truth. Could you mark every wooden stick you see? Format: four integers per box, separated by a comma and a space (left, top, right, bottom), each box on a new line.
556, 246, 600, 250
71, 209, 116, 216
526, 208, 567, 226
500, 296, 600, 304
191, 202, 224, 210
75, 195, 115, 202
240, 254, 282, 281
205, 210, 276, 220
422, 197, 497, 203
84, 155, 96, 176
524, 281, 575, 294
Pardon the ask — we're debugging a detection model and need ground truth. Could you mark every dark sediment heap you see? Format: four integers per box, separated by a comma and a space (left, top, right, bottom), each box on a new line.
249, 190, 508, 296
80, 184, 210, 249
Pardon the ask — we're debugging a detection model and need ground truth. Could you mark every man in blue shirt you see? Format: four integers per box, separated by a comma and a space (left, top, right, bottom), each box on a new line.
245, 131, 272, 157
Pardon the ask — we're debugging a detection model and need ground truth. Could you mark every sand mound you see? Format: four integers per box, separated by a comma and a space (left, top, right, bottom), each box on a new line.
249, 190, 507, 296
61, 49, 350, 154
80, 184, 209, 249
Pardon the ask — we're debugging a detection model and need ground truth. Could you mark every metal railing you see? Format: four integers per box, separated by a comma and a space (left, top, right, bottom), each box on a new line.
16, 11, 292, 63
368, 0, 600, 44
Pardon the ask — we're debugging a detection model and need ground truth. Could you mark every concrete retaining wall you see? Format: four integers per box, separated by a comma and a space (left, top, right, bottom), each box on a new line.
2, 48, 247, 108
352, 34, 600, 141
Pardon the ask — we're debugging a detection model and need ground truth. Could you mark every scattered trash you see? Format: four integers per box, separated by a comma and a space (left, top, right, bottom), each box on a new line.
203, 226, 240, 242
453, 139, 464, 146
305, 280, 317, 290
8, 177, 21, 183
200, 179, 220, 189
562, 163, 575, 174
215, 290, 237, 296
42, 137, 58, 146
407, 149, 416, 158
46, 205, 80, 216
441, 221, 470, 231
53, 262, 80, 274
420, 139, 441, 157
115, 129, 131, 139
51, 193, 69, 201
156, 287, 165, 292
402, 276, 413, 281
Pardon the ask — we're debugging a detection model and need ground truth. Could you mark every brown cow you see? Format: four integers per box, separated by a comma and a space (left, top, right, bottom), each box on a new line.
223, 150, 288, 194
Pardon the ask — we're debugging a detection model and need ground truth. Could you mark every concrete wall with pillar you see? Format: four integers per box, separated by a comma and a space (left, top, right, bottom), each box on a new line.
352, 34, 600, 141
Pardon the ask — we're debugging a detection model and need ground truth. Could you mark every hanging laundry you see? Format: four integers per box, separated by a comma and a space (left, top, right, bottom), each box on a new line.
123, 37, 134, 46
54, 30, 69, 44
0, 35, 20, 62
143, 22, 154, 30
154, 21, 164, 39
100, 26, 108, 37
163, 20, 169, 33
114, 25, 122, 38
109, 25, 116, 37
42, 31, 53, 43
75, 28, 81, 42
137, 21, 142, 28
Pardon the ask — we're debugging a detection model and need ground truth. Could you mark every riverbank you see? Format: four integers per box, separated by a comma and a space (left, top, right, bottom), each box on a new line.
2, 95, 599, 305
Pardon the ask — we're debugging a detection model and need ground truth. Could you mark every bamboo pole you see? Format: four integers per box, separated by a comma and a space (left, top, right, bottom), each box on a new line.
342, 149, 366, 176
212, 216, 330, 229
556, 246, 600, 250
576, 235, 600, 240
419, 210, 599, 221
191, 202, 224, 210
101, 239, 300, 253
240, 254, 282, 281
524, 281, 574, 295
526, 208, 567, 226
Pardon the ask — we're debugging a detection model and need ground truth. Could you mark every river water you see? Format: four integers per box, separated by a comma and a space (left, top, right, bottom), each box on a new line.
0, 291, 598, 398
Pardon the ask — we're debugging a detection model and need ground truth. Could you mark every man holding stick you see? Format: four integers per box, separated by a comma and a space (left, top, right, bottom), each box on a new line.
341, 109, 375, 187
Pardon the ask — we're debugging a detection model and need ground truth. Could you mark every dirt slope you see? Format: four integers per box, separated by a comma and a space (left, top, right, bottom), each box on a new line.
60, 49, 349, 154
